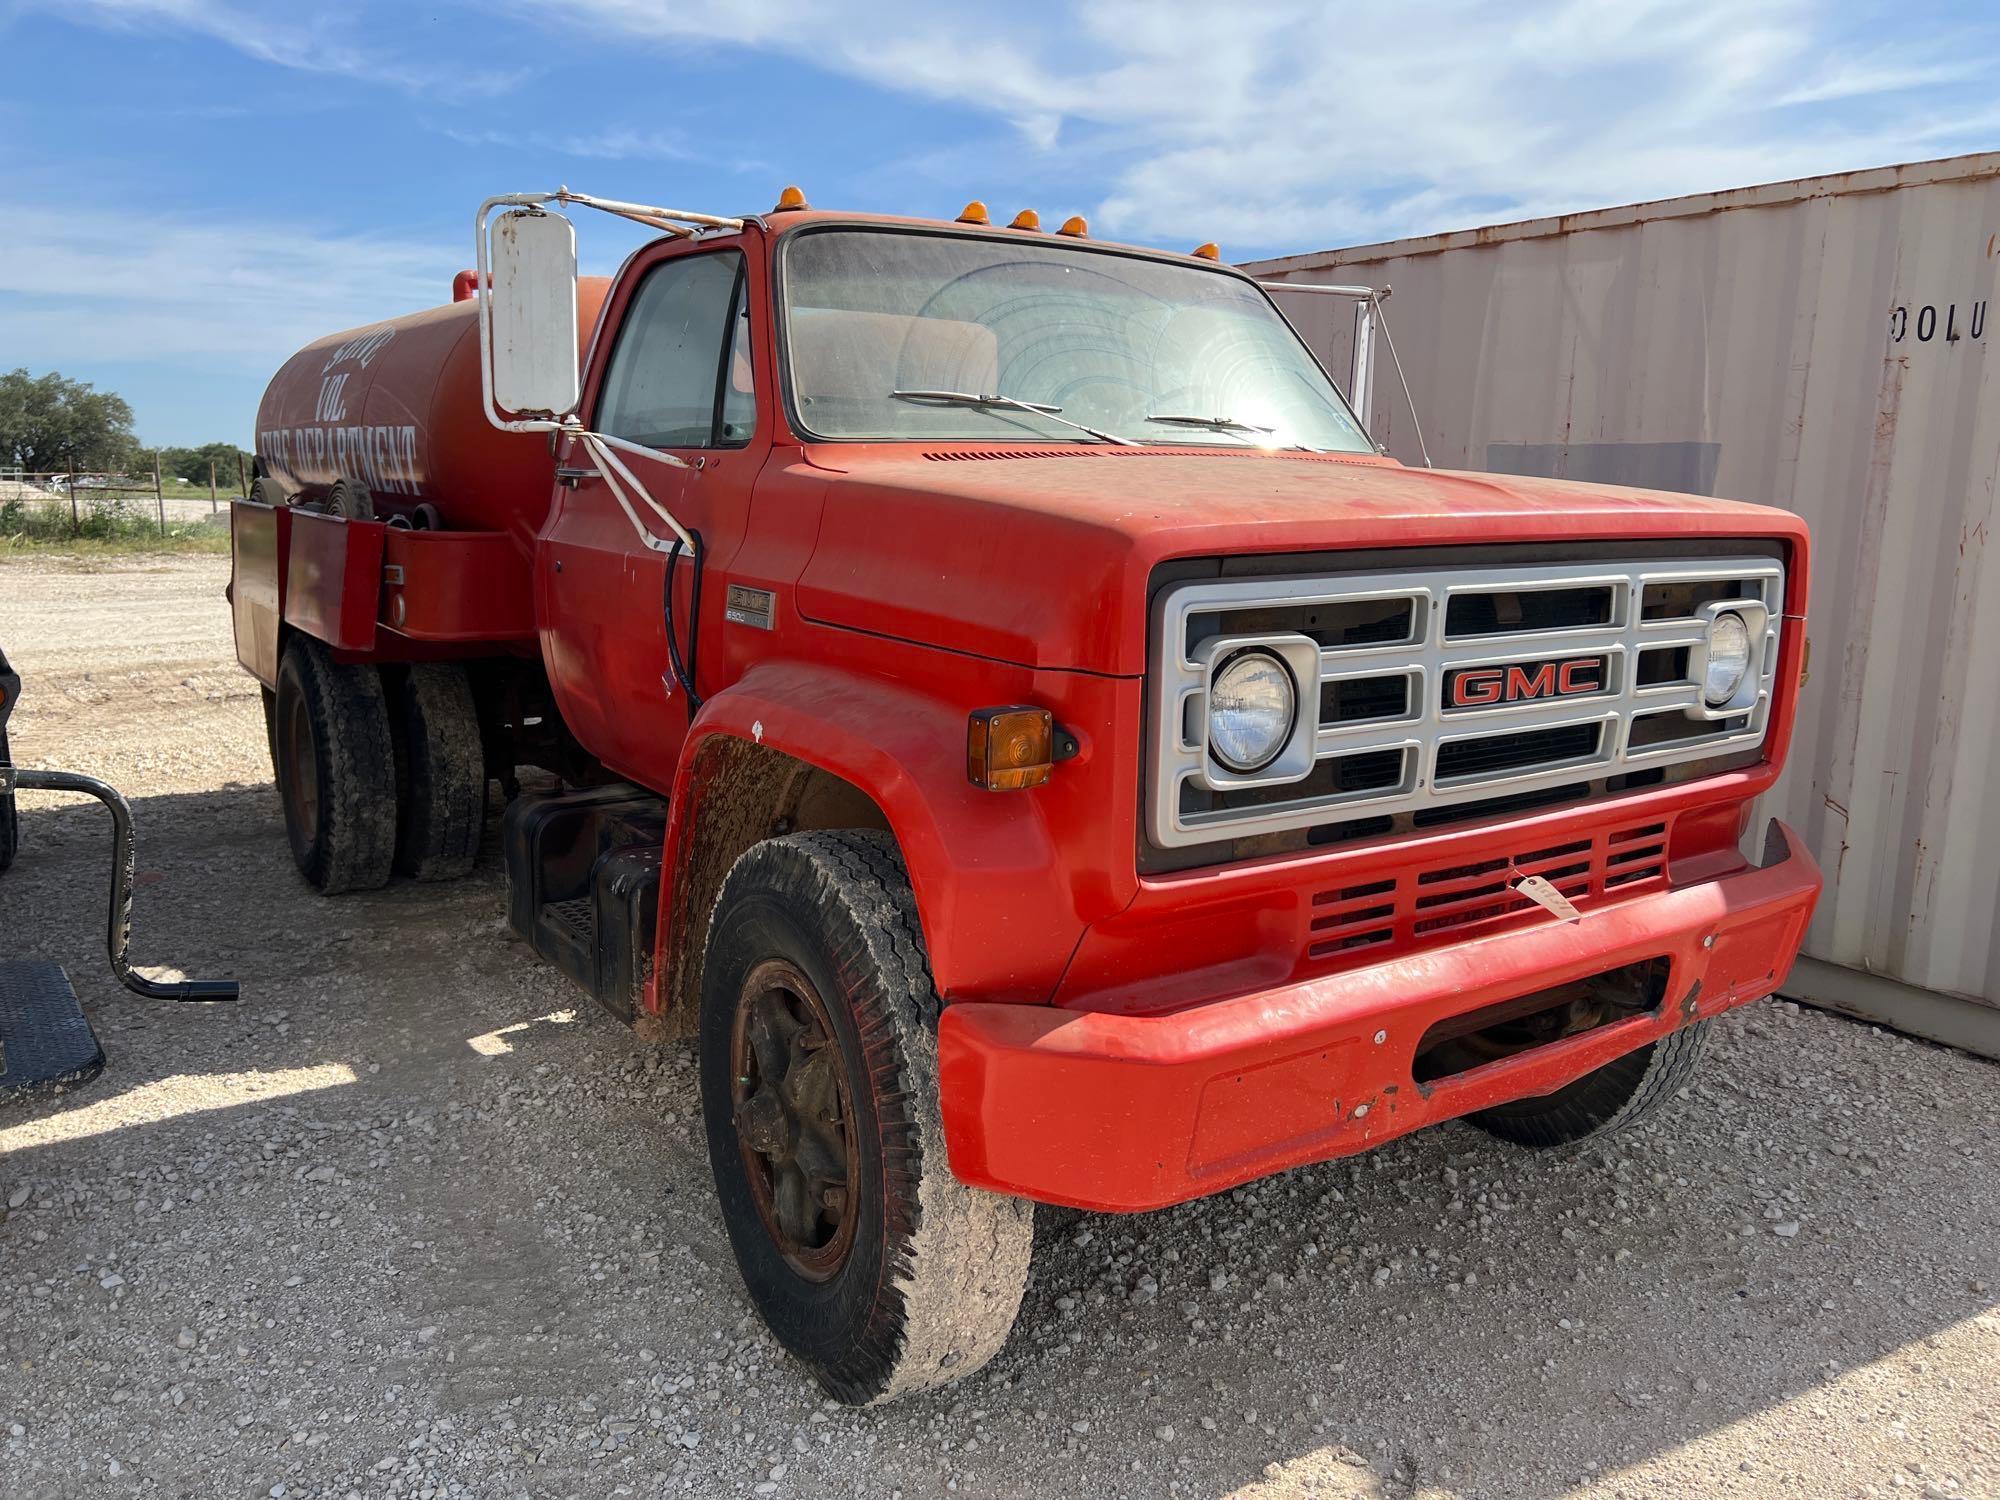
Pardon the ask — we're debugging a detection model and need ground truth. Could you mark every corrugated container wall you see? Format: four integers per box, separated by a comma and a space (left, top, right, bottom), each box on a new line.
1248, 153, 2000, 1055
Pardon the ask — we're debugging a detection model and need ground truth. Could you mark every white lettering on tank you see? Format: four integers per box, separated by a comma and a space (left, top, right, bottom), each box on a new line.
314, 372, 350, 423
320, 326, 397, 374
254, 423, 422, 496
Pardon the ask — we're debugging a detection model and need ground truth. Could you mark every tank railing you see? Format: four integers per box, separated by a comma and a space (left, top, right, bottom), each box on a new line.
1, 766, 239, 1001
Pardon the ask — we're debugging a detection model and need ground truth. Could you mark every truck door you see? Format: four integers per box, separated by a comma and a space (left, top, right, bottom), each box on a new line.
538, 246, 761, 788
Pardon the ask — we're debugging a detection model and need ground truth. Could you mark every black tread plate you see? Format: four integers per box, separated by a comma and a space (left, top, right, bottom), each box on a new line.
0, 960, 105, 1099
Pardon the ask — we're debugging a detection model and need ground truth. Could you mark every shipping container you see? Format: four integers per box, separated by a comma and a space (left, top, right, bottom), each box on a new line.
1248, 152, 2000, 1058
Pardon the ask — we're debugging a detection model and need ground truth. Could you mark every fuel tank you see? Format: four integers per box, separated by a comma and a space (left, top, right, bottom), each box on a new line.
254, 276, 612, 553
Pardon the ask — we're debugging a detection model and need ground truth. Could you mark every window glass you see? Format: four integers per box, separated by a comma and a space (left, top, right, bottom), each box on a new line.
597, 252, 744, 448
781, 230, 1371, 452
718, 290, 757, 443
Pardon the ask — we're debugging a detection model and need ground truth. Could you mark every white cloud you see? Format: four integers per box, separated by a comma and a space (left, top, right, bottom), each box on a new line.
435, 123, 703, 161
518, 0, 1999, 249
44, 0, 523, 98
0, 206, 452, 366
1775, 55, 1987, 109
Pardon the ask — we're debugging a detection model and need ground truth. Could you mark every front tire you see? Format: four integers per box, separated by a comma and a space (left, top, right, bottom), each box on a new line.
273, 637, 396, 894
1470, 1020, 1712, 1149
699, 830, 1034, 1405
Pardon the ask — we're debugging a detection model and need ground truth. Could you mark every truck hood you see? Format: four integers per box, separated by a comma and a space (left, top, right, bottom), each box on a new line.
795, 447, 1808, 676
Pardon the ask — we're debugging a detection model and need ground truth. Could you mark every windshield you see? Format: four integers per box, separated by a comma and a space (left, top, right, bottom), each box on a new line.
780, 228, 1374, 452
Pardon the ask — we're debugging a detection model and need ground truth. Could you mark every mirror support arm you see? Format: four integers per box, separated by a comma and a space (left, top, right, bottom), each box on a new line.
475, 188, 747, 436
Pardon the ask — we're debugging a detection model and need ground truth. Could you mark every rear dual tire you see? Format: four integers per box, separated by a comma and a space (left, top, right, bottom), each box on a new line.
275, 639, 398, 894
272, 642, 483, 893
390, 665, 485, 882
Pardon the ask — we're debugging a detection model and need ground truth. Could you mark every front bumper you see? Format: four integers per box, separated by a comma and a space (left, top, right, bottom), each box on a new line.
938, 819, 1820, 1212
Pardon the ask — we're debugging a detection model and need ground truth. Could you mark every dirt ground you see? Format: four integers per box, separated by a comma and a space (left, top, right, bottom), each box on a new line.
1, 553, 1995, 1500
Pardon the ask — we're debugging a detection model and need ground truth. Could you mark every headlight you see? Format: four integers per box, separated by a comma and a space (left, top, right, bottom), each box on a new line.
1703, 611, 1752, 705
1209, 650, 1296, 772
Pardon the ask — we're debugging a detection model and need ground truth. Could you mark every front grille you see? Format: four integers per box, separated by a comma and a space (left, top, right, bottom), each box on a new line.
1149, 554, 1783, 849
1444, 584, 1613, 637
1434, 722, 1602, 781
1306, 819, 1670, 965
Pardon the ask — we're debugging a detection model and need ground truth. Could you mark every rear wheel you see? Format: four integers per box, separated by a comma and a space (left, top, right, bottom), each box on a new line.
389, 664, 486, 881
1470, 1021, 1712, 1149
699, 830, 1034, 1405
248, 476, 290, 507
274, 637, 396, 894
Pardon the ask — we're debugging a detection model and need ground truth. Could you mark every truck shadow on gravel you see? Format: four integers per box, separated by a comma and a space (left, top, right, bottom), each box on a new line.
3, 786, 1997, 1499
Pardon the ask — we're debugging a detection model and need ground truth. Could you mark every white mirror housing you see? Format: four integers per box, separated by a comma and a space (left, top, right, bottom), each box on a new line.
485, 207, 579, 421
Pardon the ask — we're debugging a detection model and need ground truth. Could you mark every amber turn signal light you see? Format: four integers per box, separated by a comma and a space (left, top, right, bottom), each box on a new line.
967, 707, 1053, 791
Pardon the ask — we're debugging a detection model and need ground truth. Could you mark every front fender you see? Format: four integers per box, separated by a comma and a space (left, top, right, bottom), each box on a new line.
658, 659, 1137, 1010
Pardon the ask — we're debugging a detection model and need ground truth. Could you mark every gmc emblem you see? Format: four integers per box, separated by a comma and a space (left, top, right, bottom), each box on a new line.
1447, 656, 1605, 710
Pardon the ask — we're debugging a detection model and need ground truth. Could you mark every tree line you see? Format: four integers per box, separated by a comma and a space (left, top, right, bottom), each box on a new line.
0, 368, 250, 483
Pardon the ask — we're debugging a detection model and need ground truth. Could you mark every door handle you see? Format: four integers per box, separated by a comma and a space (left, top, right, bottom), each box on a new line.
555, 465, 601, 487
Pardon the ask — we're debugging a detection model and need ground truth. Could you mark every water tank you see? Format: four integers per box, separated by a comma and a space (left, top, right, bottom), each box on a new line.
254, 277, 612, 554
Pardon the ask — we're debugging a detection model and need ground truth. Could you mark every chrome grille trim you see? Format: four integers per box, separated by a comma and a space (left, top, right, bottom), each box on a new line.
1149, 556, 1784, 848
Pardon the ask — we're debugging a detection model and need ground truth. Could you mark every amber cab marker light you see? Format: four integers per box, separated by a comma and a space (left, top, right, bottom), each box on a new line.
1191, 242, 1221, 260
957, 200, 991, 225
967, 707, 1054, 791
772, 184, 809, 212
1058, 214, 1088, 238
1008, 208, 1041, 231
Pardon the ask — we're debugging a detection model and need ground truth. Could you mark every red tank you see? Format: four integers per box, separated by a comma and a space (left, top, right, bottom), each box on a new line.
254, 277, 612, 555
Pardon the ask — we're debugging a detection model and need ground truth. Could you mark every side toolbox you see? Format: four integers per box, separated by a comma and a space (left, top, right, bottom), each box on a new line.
502, 785, 666, 1022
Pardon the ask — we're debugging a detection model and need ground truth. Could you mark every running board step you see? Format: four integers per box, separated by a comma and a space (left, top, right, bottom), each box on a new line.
0, 960, 105, 1100
503, 785, 664, 1023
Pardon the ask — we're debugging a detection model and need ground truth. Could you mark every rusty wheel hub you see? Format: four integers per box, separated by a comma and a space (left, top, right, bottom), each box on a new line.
278, 689, 319, 845
730, 958, 858, 1280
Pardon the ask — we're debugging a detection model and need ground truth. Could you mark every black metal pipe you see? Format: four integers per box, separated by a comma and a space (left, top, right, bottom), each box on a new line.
1, 766, 238, 1001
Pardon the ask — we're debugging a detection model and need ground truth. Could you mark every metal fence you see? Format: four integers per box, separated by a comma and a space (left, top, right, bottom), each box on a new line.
0, 460, 245, 535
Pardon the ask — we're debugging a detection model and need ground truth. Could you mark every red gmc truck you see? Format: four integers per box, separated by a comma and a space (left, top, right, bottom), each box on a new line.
228, 186, 1821, 1405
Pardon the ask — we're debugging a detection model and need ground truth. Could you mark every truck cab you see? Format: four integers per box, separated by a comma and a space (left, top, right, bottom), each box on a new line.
228, 187, 1821, 1405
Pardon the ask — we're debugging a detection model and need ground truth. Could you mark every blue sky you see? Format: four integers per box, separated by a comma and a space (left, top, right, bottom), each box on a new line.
2, 0, 1995, 447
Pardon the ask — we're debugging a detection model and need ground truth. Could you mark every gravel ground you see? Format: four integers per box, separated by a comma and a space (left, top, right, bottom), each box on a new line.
1, 552, 1996, 1500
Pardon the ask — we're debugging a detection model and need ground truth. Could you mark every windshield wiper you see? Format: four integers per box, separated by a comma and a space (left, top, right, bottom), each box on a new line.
1143, 412, 1330, 453
891, 389, 1136, 446
1144, 413, 1275, 435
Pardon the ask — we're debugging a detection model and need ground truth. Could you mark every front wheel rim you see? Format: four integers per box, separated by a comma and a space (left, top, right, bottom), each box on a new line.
730, 957, 859, 1282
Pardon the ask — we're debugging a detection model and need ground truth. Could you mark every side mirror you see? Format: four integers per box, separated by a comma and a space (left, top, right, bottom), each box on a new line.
483, 207, 580, 422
